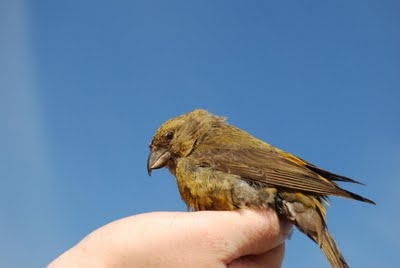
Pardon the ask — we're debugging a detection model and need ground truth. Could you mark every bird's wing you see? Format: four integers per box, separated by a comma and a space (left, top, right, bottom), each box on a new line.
191, 146, 356, 198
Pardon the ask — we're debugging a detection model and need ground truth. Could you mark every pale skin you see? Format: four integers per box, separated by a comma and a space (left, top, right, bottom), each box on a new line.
48, 209, 292, 268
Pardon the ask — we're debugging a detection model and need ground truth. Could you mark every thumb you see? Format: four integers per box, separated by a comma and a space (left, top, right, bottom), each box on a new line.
189, 209, 292, 263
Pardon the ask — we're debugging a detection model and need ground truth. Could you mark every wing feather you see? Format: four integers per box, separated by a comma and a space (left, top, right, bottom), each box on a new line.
187, 124, 375, 204
191, 146, 356, 198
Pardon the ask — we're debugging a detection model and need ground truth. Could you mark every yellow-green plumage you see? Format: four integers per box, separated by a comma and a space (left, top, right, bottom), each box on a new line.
147, 109, 375, 268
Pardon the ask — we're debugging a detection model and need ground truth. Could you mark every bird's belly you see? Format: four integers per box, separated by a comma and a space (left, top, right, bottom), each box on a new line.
175, 166, 277, 211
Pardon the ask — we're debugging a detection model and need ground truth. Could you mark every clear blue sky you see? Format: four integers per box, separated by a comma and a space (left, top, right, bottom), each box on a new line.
1, 1, 399, 267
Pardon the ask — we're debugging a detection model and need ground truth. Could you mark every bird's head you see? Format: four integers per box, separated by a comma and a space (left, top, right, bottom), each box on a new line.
147, 109, 225, 175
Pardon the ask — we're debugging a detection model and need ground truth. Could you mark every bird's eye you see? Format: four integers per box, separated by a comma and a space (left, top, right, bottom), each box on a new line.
166, 131, 174, 140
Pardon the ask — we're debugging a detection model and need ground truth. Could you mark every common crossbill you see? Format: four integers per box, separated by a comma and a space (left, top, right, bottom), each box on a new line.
147, 109, 374, 268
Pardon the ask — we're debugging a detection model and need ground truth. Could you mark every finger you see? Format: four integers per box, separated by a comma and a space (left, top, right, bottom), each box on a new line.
58, 210, 291, 268
227, 243, 286, 268
185, 209, 292, 263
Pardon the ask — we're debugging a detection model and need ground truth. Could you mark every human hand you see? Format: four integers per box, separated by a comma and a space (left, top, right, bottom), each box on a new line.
48, 209, 292, 268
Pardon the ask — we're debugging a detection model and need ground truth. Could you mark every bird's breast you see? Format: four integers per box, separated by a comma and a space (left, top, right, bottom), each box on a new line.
175, 165, 236, 211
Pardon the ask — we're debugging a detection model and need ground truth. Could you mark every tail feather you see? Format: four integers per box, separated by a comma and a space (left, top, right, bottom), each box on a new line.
281, 197, 350, 268
305, 164, 376, 205
320, 228, 349, 268
343, 189, 376, 205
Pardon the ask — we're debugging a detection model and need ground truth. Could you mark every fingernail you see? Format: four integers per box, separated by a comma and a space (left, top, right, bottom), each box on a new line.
278, 219, 293, 243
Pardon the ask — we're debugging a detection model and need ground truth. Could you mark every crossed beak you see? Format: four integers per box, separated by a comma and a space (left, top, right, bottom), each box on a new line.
147, 149, 172, 176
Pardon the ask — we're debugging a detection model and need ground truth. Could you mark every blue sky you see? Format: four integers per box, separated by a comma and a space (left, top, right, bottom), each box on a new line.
1, 1, 399, 267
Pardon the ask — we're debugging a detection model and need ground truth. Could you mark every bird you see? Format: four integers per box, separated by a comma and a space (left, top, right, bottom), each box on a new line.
147, 109, 375, 268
